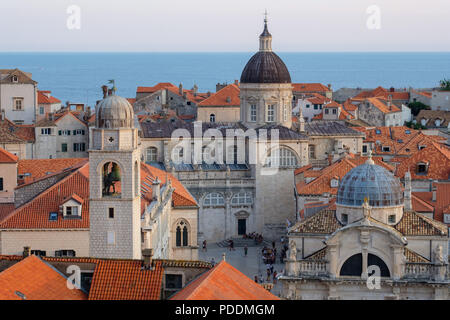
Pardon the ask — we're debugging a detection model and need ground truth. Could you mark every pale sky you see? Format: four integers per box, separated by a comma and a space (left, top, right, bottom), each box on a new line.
2, 0, 450, 52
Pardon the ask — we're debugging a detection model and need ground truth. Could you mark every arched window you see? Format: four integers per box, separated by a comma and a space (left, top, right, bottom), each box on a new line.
340, 253, 390, 277
175, 220, 189, 247
265, 147, 298, 168
210, 114, 216, 123
231, 192, 253, 205
146, 147, 157, 162
172, 146, 184, 164
102, 162, 121, 197
204, 193, 224, 206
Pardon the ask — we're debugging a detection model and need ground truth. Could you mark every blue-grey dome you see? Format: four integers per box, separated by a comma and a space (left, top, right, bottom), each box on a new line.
337, 161, 403, 207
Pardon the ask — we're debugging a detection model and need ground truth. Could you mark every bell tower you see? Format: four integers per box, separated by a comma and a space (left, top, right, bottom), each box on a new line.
89, 83, 141, 259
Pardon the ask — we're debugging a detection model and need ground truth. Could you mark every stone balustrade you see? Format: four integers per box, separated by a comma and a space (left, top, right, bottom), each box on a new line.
286, 259, 329, 277
403, 263, 448, 281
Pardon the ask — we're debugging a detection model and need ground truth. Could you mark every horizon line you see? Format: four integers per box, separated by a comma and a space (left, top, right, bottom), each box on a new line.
1, 51, 450, 54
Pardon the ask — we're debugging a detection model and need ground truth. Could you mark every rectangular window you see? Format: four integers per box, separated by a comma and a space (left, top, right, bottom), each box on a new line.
61, 143, 67, 152
109, 208, 114, 219
308, 145, 316, 159
362, 145, 368, 153
39, 106, 44, 115
332, 108, 337, 114
73, 143, 86, 152
314, 104, 318, 110
306, 104, 310, 108
66, 206, 72, 215
342, 214, 348, 225
165, 274, 183, 289
58, 130, 62, 136
41, 128, 51, 135
325, 109, 329, 114
13, 98, 24, 110
388, 215, 396, 223
267, 105, 275, 122
0, 177, 3, 191
250, 104, 257, 122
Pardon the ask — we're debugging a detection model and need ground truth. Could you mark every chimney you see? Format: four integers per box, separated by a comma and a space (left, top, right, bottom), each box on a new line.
207, 91, 211, 97
390, 87, 395, 92
193, 84, 198, 96
179, 83, 183, 96
327, 84, 332, 90
23, 246, 31, 258
142, 248, 153, 269
234, 80, 239, 86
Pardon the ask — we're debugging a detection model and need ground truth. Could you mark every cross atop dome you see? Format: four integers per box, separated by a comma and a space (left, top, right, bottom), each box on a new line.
259, 10, 272, 51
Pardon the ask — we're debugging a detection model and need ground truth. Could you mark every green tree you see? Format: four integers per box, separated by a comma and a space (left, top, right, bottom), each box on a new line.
408, 101, 430, 116
439, 78, 450, 91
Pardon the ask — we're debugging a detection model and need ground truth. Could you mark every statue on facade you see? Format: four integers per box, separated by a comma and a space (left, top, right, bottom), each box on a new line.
288, 240, 297, 260
433, 245, 445, 265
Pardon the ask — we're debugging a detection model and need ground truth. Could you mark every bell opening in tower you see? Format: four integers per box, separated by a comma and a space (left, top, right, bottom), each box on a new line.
102, 161, 122, 198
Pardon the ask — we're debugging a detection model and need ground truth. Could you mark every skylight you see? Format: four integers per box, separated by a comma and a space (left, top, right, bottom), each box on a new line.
49, 212, 58, 221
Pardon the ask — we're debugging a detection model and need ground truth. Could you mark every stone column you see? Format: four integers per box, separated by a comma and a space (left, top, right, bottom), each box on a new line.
360, 230, 370, 280
328, 244, 338, 278
391, 245, 405, 279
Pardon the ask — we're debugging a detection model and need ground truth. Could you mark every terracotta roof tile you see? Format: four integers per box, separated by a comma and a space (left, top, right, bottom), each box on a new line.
137, 82, 177, 93
0, 255, 87, 300
404, 248, 430, 263
292, 83, 330, 93
395, 142, 450, 181
18, 158, 88, 184
88, 259, 163, 300
289, 209, 341, 234
37, 90, 61, 104
395, 210, 448, 236
0, 148, 18, 163
411, 194, 434, 213
366, 97, 401, 114
197, 84, 240, 107
170, 260, 279, 300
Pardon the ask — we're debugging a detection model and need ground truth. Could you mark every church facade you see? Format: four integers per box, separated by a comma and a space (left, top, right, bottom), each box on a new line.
138, 18, 364, 242
280, 155, 449, 299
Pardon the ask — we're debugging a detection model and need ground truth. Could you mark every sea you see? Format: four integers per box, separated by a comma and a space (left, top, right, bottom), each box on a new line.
1, 52, 450, 106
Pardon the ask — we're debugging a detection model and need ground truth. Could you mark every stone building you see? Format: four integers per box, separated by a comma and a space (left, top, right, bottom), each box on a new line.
36, 90, 62, 123
34, 111, 89, 159
0, 91, 199, 262
0, 69, 37, 125
137, 17, 364, 242
197, 84, 240, 123
280, 154, 449, 300
357, 97, 403, 127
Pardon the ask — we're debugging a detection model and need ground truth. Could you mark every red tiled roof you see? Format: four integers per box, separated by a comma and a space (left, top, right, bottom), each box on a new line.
354, 86, 410, 101
411, 194, 434, 213
433, 182, 450, 223
88, 259, 163, 300
366, 97, 401, 114
0, 118, 35, 143
343, 100, 358, 111
296, 156, 393, 196
0, 255, 87, 300
306, 93, 331, 105
18, 158, 88, 184
0, 148, 18, 163
170, 260, 279, 300
0, 204, 15, 222
37, 90, 61, 104
292, 83, 330, 93
2, 161, 196, 229
137, 82, 177, 93
197, 84, 240, 107
395, 142, 450, 180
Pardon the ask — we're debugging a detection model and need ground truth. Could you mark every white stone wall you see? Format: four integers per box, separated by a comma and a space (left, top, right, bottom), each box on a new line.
0, 230, 89, 256
0, 83, 36, 124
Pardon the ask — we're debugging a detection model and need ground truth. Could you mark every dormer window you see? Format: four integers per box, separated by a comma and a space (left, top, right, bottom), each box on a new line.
341, 214, 348, 225
382, 146, 390, 152
62, 195, 83, 218
418, 145, 426, 150
330, 178, 339, 188
416, 162, 428, 175
12, 75, 18, 83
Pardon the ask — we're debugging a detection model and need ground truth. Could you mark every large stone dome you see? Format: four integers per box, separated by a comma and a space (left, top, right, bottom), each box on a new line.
337, 159, 403, 207
96, 94, 134, 129
240, 51, 292, 84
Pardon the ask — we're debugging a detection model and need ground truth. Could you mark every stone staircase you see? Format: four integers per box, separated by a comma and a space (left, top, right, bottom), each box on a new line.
216, 237, 271, 248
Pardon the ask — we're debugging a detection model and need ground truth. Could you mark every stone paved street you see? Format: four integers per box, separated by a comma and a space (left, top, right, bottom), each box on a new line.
199, 241, 285, 297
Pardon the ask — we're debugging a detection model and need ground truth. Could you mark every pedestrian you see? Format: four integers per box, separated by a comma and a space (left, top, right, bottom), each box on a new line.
270, 264, 274, 274
266, 263, 271, 275
272, 241, 275, 249
202, 240, 207, 252
230, 239, 235, 251
266, 269, 271, 281
273, 270, 278, 284
211, 257, 215, 266
254, 275, 258, 283
259, 274, 264, 283
244, 245, 248, 257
